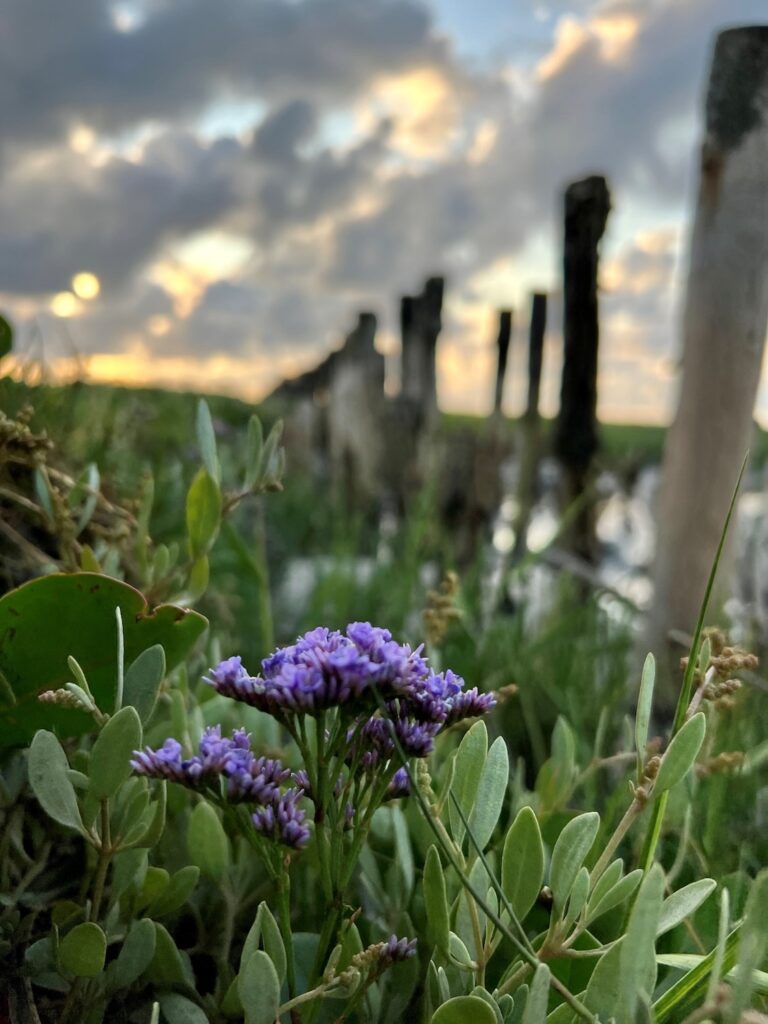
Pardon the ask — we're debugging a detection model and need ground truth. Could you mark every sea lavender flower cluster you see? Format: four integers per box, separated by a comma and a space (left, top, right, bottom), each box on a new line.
132, 726, 309, 848
206, 622, 495, 740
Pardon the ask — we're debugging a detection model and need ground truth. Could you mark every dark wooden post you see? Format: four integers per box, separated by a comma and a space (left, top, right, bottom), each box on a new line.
399, 276, 444, 426
650, 27, 768, 667
553, 175, 611, 563
493, 310, 513, 416
514, 292, 548, 557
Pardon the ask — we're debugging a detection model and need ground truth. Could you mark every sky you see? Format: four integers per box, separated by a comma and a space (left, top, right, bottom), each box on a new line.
1, 0, 766, 423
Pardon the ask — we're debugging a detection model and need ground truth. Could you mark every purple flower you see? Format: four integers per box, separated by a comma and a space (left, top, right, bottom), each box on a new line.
378, 935, 417, 965
205, 623, 443, 720
252, 789, 310, 849
131, 738, 186, 781
442, 688, 497, 726
386, 767, 411, 799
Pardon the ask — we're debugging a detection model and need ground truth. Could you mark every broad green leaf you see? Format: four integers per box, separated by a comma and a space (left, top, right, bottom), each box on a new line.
244, 415, 264, 489
449, 721, 488, 846
618, 863, 664, 1018
89, 706, 142, 799
448, 932, 475, 969
58, 922, 106, 978
654, 713, 706, 794
148, 865, 200, 918
471, 988, 503, 1024
196, 399, 220, 482
431, 995, 497, 1024
159, 993, 210, 1024
111, 918, 156, 990
424, 846, 450, 954
587, 869, 642, 924
186, 469, 221, 557
28, 730, 85, 833
124, 645, 165, 724
238, 950, 280, 1024
0, 573, 206, 747
635, 653, 655, 780
139, 866, 170, 910
469, 736, 509, 851
657, 879, 716, 937
188, 801, 230, 881
549, 812, 599, 915
501, 806, 545, 923
584, 937, 623, 1019
146, 923, 189, 986
587, 858, 623, 911
522, 964, 550, 1024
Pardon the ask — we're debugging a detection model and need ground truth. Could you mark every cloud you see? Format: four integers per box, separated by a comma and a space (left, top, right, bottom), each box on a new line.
2, 0, 764, 422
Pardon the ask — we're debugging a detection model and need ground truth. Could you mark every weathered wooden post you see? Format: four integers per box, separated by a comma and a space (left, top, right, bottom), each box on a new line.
514, 293, 548, 557
400, 277, 444, 427
492, 310, 513, 417
553, 175, 611, 563
650, 27, 768, 659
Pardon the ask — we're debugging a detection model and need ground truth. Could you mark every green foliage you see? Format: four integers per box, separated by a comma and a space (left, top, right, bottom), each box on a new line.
2, 384, 766, 1024
0, 573, 206, 746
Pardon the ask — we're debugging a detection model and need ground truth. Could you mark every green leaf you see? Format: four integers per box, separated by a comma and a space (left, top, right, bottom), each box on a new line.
196, 399, 220, 482
28, 731, 85, 834
522, 964, 550, 1024
549, 812, 599, 915
146, 923, 189, 986
657, 879, 716, 937
124, 645, 165, 724
618, 863, 664, 1018
188, 800, 230, 881
728, 869, 768, 1022
562, 866, 589, 932
186, 469, 221, 557
244, 415, 264, 490
0, 573, 207, 747
586, 858, 623, 912
238, 950, 280, 1024
259, 419, 284, 482
148, 865, 200, 918
654, 713, 706, 794
111, 918, 156, 990
501, 807, 545, 923
469, 736, 509, 851
240, 902, 287, 985
159, 993, 210, 1024
89, 706, 142, 799
652, 926, 741, 1023
635, 653, 655, 781
449, 721, 488, 846
431, 995, 497, 1024
0, 313, 13, 360
471, 988, 504, 1024
424, 846, 450, 954
587, 869, 642, 924
127, 781, 167, 848
58, 922, 106, 978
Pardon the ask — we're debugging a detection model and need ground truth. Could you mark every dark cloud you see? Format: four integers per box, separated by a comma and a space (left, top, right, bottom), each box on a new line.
0, 0, 449, 152
1, 0, 763, 403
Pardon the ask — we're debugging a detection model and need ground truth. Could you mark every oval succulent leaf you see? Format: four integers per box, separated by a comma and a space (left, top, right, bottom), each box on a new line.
549, 812, 600, 915
28, 730, 85, 834
657, 879, 717, 937
89, 705, 142, 799
654, 713, 706, 794
501, 806, 545, 924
